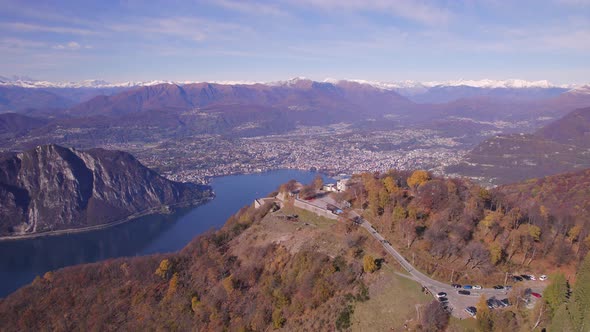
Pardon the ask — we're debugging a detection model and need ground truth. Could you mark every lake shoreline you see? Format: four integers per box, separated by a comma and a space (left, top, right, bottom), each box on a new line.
0, 196, 214, 242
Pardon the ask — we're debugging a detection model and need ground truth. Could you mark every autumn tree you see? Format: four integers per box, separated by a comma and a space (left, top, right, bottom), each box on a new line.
312, 174, 323, 190
489, 242, 503, 265
299, 185, 316, 200
420, 300, 449, 331
155, 258, 173, 279
407, 170, 430, 189
383, 176, 399, 194
363, 255, 377, 273
476, 294, 493, 332
568, 224, 583, 243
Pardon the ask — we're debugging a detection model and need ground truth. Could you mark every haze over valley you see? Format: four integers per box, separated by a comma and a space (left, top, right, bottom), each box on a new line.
2, 1, 590, 331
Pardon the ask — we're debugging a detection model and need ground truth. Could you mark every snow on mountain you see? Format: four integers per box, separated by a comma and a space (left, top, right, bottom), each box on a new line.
0, 75, 583, 91
0, 77, 262, 89
566, 85, 590, 95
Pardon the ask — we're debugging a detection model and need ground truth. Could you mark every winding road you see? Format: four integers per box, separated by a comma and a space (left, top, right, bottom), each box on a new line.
356, 216, 544, 318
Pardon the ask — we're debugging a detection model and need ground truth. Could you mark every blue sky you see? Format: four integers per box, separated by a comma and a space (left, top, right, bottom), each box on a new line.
0, 0, 589, 84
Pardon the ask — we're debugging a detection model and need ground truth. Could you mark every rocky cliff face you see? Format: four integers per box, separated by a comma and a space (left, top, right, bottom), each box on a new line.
0, 144, 211, 237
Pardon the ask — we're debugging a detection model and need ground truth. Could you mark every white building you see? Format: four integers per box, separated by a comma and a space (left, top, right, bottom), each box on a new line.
322, 183, 337, 192
337, 178, 350, 192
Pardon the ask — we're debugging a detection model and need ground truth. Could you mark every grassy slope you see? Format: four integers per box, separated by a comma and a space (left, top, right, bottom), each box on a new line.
352, 264, 431, 331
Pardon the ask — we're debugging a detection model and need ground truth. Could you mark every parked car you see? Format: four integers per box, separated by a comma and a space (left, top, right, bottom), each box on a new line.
493, 285, 504, 290
529, 275, 536, 281
513, 276, 524, 282
521, 274, 532, 280
486, 298, 495, 309
539, 275, 548, 281
437, 292, 447, 298
438, 297, 449, 303
505, 286, 512, 291
451, 283, 462, 288
531, 292, 542, 298
463, 285, 473, 290
465, 306, 477, 317
500, 298, 511, 307
458, 290, 471, 295
473, 285, 482, 290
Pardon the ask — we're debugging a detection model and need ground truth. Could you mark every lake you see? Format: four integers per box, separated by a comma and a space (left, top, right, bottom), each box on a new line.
0, 169, 332, 298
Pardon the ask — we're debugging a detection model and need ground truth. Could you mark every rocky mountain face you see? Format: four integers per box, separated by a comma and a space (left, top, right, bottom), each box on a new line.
0, 144, 211, 237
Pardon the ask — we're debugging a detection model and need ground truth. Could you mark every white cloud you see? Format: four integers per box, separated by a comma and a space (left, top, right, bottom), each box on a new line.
52, 41, 87, 51
289, 0, 452, 25
110, 16, 254, 42
214, 0, 288, 16
0, 22, 97, 35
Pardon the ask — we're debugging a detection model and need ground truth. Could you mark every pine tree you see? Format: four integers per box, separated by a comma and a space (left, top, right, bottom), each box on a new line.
544, 273, 569, 314
571, 253, 590, 330
549, 303, 574, 332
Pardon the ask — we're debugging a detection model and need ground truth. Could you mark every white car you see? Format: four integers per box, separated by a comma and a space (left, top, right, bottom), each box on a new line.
539, 275, 548, 281
437, 292, 447, 298
473, 285, 482, 290
529, 275, 536, 281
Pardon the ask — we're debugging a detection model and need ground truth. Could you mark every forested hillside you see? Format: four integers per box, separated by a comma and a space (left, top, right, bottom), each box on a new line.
3, 168, 590, 331
343, 168, 590, 284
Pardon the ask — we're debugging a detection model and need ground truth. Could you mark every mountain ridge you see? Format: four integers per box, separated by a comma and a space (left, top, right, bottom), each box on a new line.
0, 144, 212, 237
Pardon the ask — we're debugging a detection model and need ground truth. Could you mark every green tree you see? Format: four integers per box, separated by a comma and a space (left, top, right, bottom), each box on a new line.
476, 294, 493, 332
544, 273, 569, 314
363, 255, 378, 273
407, 170, 430, 188
549, 303, 575, 332
571, 253, 590, 330
335, 305, 353, 331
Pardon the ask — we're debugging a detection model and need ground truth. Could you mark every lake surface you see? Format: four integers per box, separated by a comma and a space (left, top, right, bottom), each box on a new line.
0, 169, 332, 298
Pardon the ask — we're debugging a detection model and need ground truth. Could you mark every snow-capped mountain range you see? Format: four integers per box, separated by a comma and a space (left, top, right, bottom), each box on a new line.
0, 75, 587, 93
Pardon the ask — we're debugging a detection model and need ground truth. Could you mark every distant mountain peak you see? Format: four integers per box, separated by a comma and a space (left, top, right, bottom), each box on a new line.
0, 75, 584, 91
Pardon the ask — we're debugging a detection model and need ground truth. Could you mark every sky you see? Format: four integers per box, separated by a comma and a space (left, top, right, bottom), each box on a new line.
0, 0, 589, 84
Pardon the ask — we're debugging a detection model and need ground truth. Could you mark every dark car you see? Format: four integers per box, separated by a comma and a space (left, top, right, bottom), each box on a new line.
451, 283, 462, 288
438, 297, 449, 303
489, 298, 504, 309
486, 298, 495, 309
458, 290, 471, 295
493, 285, 504, 289
500, 298, 511, 307
521, 274, 532, 280
465, 306, 477, 316
513, 276, 524, 282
